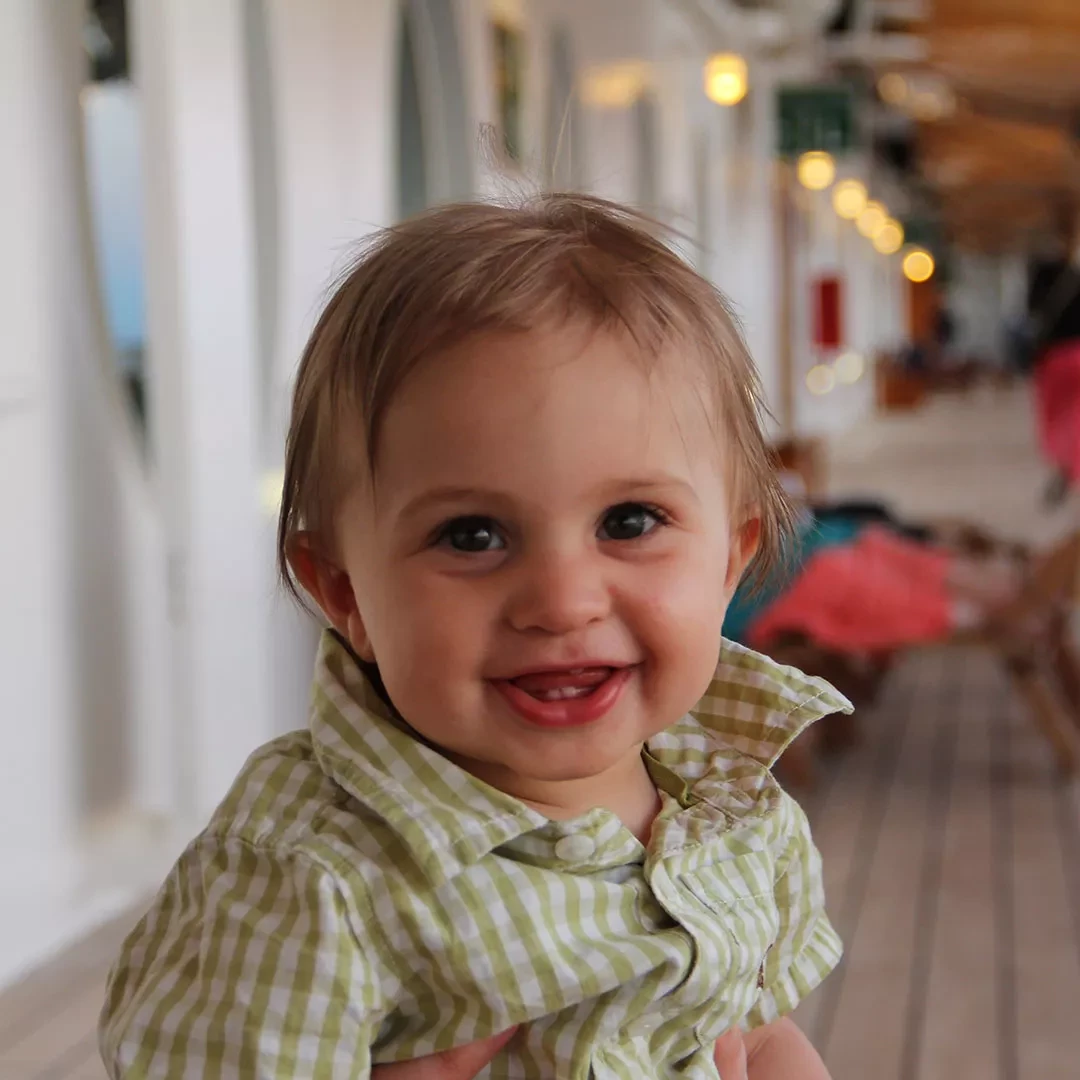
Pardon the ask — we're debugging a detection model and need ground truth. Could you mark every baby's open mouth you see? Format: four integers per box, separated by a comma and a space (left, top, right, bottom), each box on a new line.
493, 665, 633, 727
508, 667, 617, 702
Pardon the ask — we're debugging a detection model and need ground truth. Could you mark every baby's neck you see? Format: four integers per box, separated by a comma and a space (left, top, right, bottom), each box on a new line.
510, 751, 662, 845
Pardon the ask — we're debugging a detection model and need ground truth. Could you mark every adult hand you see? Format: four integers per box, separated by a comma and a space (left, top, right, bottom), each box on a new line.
713, 1027, 748, 1080
370, 1025, 748, 1079
371, 1028, 518, 1079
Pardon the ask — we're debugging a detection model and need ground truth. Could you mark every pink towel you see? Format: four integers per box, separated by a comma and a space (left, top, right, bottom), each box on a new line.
748, 526, 952, 653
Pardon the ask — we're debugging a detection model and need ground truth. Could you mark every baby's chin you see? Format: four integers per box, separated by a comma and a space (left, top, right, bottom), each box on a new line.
444, 739, 651, 790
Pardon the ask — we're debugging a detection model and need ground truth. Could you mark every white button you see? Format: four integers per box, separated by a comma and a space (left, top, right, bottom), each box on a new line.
554, 834, 596, 862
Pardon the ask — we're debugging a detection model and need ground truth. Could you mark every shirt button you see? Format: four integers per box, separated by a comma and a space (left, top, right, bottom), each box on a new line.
554, 834, 596, 861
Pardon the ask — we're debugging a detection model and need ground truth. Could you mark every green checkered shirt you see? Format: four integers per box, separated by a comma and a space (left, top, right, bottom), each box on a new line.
100, 631, 849, 1079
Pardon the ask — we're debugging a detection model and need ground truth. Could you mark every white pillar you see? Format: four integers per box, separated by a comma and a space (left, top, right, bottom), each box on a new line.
134, 0, 271, 819
843, 217, 878, 407
880, 254, 906, 355
264, 0, 398, 736
794, 191, 832, 434
584, 103, 638, 205
268, 0, 397, 384
655, 60, 694, 225
0, 0, 84, 893
456, 0, 500, 193
705, 103, 736, 289
789, 190, 875, 435
725, 64, 782, 424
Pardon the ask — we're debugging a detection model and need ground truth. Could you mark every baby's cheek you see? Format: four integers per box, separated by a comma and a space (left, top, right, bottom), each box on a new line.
646, 552, 729, 622
636, 567, 727, 671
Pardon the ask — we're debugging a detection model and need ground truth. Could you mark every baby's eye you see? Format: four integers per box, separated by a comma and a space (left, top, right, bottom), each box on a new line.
435, 516, 506, 553
598, 503, 666, 541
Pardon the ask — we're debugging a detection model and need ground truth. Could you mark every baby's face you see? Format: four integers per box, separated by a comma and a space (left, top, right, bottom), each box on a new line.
325, 323, 756, 801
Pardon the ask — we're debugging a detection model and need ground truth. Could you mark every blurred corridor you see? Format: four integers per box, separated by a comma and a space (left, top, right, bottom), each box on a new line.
3, 0, 1080, 1076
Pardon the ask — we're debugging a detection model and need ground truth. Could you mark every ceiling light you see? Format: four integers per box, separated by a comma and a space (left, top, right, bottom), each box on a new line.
878, 73, 909, 106
260, 469, 284, 514
582, 62, 650, 108
704, 53, 748, 107
806, 364, 836, 396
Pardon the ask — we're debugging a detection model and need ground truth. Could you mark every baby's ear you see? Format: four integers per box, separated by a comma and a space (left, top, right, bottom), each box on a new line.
287, 534, 374, 660
724, 514, 762, 596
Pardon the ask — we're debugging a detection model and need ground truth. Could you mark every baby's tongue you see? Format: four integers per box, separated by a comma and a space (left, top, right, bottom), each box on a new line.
511, 667, 612, 694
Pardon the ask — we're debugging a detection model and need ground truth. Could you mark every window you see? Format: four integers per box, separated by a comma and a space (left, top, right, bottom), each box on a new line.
492, 18, 524, 164
82, 0, 147, 431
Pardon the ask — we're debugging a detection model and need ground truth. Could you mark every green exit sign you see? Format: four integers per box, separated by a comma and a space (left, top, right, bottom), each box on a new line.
777, 86, 855, 157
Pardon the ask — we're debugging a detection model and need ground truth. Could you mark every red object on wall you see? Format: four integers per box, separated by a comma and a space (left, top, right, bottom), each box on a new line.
812, 275, 843, 351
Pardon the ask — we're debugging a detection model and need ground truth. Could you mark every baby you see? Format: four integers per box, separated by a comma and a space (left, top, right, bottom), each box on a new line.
100, 195, 850, 1079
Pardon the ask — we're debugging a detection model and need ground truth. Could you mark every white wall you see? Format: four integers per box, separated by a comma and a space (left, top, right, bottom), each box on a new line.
1, 0, 82, 902
136, 0, 273, 819
0, 0, 175, 990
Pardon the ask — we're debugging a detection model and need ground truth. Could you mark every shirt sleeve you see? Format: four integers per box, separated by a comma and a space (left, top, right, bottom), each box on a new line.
100, 837, 384, 1078
744, 795, 842, 1028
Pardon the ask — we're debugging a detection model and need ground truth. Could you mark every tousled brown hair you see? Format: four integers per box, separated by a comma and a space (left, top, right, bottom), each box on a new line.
278, 193, 793, 600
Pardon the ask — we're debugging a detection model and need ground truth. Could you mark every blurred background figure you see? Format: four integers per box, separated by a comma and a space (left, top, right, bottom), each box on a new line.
1026, 250, 1080, 506
1, 2, 1079, 1078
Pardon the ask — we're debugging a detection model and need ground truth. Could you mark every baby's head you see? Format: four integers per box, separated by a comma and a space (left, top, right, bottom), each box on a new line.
280, 194, 792, 807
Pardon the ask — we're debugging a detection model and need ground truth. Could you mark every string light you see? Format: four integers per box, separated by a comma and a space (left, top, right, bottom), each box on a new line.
903, 248, 936, 283
874, 219, 905, 255
857, 200, 887, 239
835, 352, 866, 384
832, 178, 868, 220
878, 73, 909, 105
806, 365, 836, 395
797, 151, 836, 192
911, 91, 945, 122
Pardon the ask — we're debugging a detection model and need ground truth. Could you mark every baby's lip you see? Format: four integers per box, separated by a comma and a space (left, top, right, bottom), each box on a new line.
491, 660, 636, 681
507, 667, 614, 695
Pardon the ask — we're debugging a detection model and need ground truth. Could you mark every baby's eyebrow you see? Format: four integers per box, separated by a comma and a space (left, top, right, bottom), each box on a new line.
595, 475, 702, 505
395, 486, 510, 523
394, 475, 701, 525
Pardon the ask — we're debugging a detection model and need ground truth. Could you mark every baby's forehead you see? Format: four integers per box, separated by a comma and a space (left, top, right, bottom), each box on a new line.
399, 319, 715, 403
378, 323, 719, 441
344, 328, 731, 509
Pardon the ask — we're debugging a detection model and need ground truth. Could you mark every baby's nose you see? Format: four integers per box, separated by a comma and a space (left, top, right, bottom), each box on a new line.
505, 550, 611, 634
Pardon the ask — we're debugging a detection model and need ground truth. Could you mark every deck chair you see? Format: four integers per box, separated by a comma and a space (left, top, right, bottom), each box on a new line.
769, 531, 1080, 789
969, 532, 1080, 776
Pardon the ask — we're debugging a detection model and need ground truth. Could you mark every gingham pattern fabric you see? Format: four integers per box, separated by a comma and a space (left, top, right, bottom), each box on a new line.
100, 631, 850, 1079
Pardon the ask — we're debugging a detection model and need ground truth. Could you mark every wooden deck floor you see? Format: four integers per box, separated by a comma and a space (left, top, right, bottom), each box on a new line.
0, 906, 130, 1078
794, 645, 1080, 1080
3, 387, 1079, 1078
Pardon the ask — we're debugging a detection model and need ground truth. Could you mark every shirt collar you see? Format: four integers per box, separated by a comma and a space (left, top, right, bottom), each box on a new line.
308, 631, 851, 886
686, 636, 852, 767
